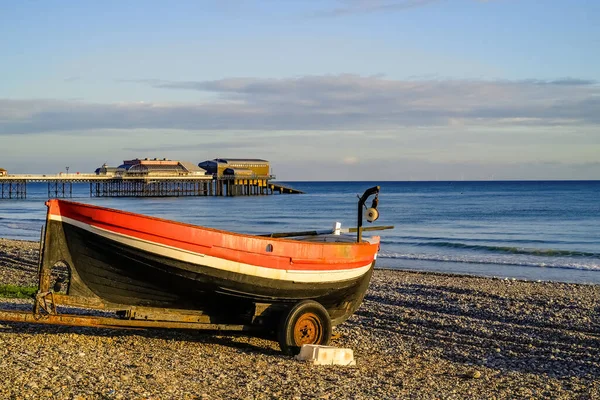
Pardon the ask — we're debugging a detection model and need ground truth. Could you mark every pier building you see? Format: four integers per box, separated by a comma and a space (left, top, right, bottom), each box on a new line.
96, 158, 206, 177
0, 157, 303, 199
0, 168, 7, 177
198, 158, 270, 177
94, 164, 120, 176
198, 158, 275, 196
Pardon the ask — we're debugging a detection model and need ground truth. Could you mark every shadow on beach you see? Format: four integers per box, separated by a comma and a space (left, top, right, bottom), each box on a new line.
345, 273, 600, 380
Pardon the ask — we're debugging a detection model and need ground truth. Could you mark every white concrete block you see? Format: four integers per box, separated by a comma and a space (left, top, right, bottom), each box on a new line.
295, 344, 356, 366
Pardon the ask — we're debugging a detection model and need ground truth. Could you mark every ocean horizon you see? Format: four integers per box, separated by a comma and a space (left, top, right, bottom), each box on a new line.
1, 180, 599, 285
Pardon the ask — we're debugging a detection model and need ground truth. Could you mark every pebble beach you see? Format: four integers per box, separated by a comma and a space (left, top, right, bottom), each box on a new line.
0, 237, 599, 399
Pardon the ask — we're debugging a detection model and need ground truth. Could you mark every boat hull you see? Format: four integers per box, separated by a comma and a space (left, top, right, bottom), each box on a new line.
40, 200, 379, 326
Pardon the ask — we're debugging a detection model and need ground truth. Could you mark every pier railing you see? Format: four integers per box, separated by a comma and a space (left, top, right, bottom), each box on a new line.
214, 174, 276, 180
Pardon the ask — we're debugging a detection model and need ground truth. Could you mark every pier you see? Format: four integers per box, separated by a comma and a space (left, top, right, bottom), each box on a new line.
268, 182, 304, 194
0, 157, 304, 199
0, 174, 300, 199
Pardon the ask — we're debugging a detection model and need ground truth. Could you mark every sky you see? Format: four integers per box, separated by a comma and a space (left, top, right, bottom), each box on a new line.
1, 0, 599, 180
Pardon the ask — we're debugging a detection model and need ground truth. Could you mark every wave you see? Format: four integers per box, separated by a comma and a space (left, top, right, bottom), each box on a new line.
421, 242, 600, 257
0, 220, 44, 240
389, 236, 599, 245
378, 252, 600, 272
2, 217, 44, 223
0, 222, 44, 232
383, 239, 600, 258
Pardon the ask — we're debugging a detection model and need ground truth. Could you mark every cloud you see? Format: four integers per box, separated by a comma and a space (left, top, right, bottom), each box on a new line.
0, 75, 598, 135
123, 139, 263, 153
309, 0, 497, 17
311, 0, 440, 17
521, 78, 597, 86
276, 158, 600, 181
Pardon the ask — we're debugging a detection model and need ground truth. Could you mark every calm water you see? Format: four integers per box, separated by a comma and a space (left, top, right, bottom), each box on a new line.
1, 181, 599, 284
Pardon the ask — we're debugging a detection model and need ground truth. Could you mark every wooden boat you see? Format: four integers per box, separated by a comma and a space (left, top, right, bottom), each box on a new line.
34, 186, 387, 354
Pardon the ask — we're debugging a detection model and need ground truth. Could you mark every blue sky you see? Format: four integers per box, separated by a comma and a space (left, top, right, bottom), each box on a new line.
1, 0, 599, 180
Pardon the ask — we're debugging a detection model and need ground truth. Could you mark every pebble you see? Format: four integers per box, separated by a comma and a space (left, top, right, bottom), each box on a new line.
0, 239, 599, 399
470, 370, 482, 379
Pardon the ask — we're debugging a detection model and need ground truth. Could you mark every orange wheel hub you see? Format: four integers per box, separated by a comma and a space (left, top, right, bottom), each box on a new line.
293, 312, 324, 345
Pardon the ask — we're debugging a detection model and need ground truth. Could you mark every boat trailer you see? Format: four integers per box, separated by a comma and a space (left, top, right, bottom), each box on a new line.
0, 290, 262, 333
0, 273, 349, 355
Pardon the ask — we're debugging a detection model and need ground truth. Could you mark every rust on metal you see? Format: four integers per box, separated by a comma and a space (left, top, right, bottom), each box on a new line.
0, 309, 254, 332
50, 293, 107, 309
34, 292, 58, 317
118, 306, 211, 324
293, 312, 324, 345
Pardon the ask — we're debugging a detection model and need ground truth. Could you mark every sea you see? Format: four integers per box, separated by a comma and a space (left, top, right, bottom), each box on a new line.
1, 181, 599, 284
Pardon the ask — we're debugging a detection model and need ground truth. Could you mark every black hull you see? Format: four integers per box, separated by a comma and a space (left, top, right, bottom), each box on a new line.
42, 220, 374, 325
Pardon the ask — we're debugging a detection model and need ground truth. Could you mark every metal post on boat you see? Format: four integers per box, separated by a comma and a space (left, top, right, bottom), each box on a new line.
357, 186, 380, 243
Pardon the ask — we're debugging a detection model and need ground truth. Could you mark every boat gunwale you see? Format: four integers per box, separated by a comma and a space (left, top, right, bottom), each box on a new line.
47, 199, 381, 248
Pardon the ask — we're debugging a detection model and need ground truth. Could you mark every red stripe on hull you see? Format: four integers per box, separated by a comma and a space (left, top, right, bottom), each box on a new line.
46, 200, 379, 272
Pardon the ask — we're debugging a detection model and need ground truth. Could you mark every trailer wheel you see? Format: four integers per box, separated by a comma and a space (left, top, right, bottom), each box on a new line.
277, 300, 332, 355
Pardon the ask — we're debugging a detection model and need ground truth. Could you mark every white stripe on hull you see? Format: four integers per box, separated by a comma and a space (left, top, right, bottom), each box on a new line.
50, 215, 374, 283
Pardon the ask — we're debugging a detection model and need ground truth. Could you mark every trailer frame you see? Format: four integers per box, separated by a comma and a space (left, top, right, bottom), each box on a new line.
0, 289, 273, 333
